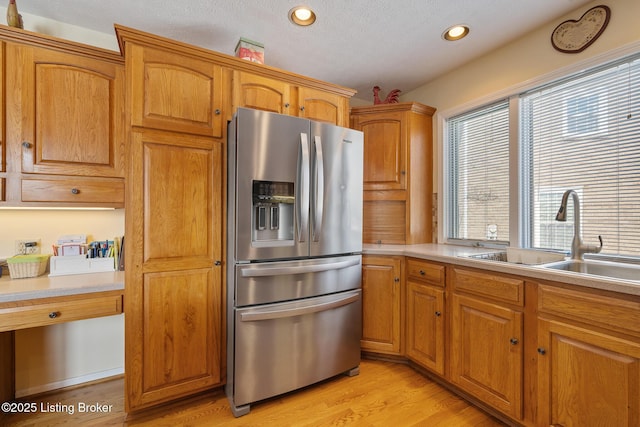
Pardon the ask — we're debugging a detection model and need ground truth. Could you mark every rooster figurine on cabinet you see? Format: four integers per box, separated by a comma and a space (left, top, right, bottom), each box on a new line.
6, 0, 23, 29
373, 86, 401, 104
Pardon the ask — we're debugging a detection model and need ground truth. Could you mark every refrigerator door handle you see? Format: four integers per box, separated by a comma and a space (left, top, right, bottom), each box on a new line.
239, 292, 360, 322
312, 135, 325, 242
297, 133, 310, 242
240, 257, 360, 278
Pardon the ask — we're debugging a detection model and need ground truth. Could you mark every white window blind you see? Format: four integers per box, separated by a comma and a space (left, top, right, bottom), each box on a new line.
447, 101, 510, 243
521, 54, 640, 256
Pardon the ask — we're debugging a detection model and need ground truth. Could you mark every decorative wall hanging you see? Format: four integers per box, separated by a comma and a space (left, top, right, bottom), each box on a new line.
373, 86, 401, 104
551, 5, 610, 54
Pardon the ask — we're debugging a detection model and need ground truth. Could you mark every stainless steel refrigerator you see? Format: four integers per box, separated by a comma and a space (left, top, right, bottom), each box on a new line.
226, 108, 364, 417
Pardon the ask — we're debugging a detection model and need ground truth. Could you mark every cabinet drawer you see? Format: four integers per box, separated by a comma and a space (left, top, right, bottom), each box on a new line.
0, 294, 123, 332
538, 284, 640, 337
407, 258, 444, 287
452, 268, 524, 306
22, 178, 124, 205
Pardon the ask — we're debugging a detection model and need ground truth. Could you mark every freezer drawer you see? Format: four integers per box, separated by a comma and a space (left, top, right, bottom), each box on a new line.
231, 289, 362, 408
235, 254, 361, 306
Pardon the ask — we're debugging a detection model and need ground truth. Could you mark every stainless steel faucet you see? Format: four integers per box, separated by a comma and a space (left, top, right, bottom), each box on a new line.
555, 189, 603, 260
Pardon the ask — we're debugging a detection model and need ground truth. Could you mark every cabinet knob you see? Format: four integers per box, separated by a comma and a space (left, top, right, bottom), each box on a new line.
214, 260, 221, 266
22, 141, 32, 149
435, 311, 442, 317
393, 277, 400, 283
419, 270, 426, 275
71, 188, 80, 195
48, 311, 59, 319
510, 338, 519, 345
214, 109, 221, 115
401, 170, 406, 175
284, 103, 290, 108
537, 347, 547, 355
300, 106, 305, 111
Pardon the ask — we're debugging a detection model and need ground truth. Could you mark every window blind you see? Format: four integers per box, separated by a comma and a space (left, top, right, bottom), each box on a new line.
448, 101, 510, 243
521, 54, 640, 256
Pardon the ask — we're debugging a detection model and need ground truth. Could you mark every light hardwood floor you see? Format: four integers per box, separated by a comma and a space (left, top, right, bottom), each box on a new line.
2, 359, 507, 426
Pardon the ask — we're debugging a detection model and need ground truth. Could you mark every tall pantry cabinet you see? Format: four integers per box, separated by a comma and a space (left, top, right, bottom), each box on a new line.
117, 26, 225, 412
351, 102, 435, 244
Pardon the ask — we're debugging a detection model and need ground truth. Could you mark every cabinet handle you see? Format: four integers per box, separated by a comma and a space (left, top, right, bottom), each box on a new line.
22, 141, 32, 149
71, 188, 80, 195
510, 338, 519, 345
537, 347, 546, 355
48, 311, 59, 319
214, 109, 221, 115
435, 311, 442, 317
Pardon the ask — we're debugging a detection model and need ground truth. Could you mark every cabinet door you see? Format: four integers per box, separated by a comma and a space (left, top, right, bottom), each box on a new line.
352, 111, 406, 191
6, 44, 125, 178
128, 44, 223, 137
361, 256, 402, 354
125, 129, 223, 411
298, 87, 347, 126
450, 293, 523, 420
406, 280, 444, 375
233, 71, 292, 115
537, 319, 640, 427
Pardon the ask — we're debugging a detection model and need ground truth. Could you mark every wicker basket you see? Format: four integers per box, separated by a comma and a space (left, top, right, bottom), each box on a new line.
7, 254, 50, 279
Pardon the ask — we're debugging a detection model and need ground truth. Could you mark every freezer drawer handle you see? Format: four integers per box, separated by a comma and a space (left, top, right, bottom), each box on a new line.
240, 257, 360, 278
240, 292, 360, 322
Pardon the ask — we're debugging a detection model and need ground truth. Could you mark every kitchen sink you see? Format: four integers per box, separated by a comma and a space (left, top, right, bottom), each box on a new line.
467, 252, 508, 262
467, 248, 565, 265
542, 259, 640, 282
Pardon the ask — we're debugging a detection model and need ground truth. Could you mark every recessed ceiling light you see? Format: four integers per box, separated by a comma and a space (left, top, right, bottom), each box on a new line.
289, 6, 316, 26
443, 25, 470, 41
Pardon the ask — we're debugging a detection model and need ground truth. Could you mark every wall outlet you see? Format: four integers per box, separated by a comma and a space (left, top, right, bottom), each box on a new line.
15, 239, 41, 255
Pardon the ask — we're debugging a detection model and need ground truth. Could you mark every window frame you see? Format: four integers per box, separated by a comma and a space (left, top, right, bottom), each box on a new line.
438, 43, 640, 255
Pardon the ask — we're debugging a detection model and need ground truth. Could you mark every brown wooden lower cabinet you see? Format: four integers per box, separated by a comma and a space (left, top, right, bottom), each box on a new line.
405, 280, 445, 375
536, 283, 640, 427
405, 257, 445, 375
361, 255, 403, 355
536, 318, 640, 427
450, 293, 524, 421
363, 258, 639, 426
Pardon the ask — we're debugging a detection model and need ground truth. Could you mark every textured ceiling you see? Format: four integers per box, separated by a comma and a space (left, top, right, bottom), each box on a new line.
16, 0, 593, 100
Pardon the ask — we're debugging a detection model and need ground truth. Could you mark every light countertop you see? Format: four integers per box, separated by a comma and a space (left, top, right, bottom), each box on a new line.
364, 243, 640, 296
0, 270, 124, 304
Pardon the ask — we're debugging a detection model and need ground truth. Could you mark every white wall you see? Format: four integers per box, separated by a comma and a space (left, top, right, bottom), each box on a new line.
0, 11, 123, 396
0, 6, 119, 51
404, 0, 640, 113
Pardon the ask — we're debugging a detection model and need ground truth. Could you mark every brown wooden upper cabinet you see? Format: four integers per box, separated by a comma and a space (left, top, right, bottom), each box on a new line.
352, 109, 407, 191
297, 86, 348, 126
233, 71, 350, 126
351, 102, 436, 244
233, 71, 291, 115
6, 43, 125, 178
128, 44, 224, 137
